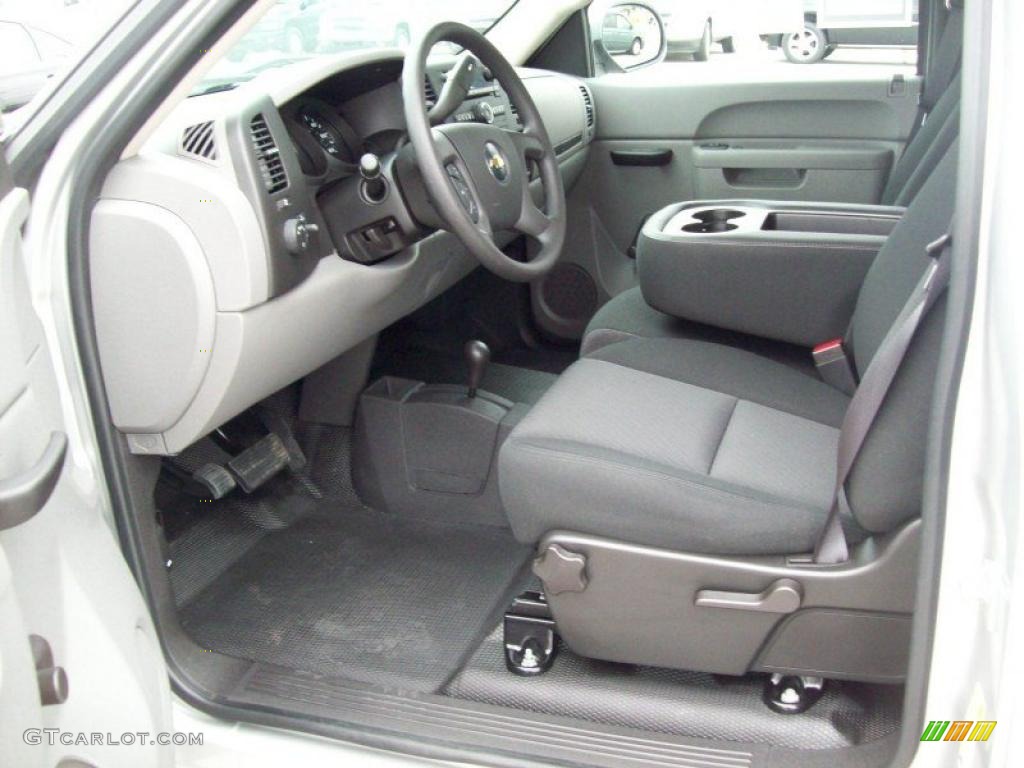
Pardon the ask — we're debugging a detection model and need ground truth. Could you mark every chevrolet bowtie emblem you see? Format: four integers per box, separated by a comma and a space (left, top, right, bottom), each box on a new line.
484, 142, 509, 183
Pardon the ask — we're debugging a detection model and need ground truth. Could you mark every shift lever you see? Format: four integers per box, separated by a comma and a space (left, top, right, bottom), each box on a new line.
464, 340, 491, 399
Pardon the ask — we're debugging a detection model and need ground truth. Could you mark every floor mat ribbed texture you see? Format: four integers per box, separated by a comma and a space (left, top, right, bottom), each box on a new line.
443, 628, 903, 751
179, 508, 531, 693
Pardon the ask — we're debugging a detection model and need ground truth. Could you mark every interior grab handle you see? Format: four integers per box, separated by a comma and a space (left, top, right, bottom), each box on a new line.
610, 149, 674, 167
694, 578, 802, 614
0, 431, 68, 530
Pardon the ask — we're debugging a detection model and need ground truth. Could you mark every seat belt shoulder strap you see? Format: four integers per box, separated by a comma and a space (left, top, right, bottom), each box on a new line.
813, 231, 954, 564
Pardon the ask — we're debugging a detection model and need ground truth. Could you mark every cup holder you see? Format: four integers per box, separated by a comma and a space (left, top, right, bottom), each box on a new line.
683, 221, 739, 233
681, 208, 746, 234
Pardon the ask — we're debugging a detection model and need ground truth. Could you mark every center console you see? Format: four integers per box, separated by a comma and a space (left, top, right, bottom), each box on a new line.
352, 341, 530, 528
637, 200, 905, 348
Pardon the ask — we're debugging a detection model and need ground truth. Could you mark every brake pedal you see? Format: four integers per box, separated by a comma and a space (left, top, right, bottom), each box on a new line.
504, 591, 558, 676
227, 432, 291, 493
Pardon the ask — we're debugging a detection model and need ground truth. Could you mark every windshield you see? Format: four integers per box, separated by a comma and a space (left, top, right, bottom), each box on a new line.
198, 0, 518, 93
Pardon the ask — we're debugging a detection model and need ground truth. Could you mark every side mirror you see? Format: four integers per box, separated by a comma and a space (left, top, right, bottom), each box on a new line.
592, 2, 666, 73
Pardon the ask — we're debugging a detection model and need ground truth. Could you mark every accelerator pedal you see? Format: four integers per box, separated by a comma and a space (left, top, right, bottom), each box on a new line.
260, 411, 308, 471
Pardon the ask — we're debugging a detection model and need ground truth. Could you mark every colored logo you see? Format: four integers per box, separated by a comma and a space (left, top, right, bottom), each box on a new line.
920, 720, 997, 742
484, 142, 509, 183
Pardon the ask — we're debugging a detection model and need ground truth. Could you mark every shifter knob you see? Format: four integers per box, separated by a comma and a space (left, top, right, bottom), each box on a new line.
359, 153, 387, 203
359, 153, 382, 180
464, 340, 491, 399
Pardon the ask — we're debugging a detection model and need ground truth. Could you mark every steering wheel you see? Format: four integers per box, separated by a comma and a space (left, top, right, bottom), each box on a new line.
402, 22, 566, 282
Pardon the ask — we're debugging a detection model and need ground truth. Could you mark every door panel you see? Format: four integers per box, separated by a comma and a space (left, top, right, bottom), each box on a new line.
0, 547, 45, 768
593, 77, 917, 140
535, 72, 921, 340
691, 138, 894, 203
1, 164, 172, 766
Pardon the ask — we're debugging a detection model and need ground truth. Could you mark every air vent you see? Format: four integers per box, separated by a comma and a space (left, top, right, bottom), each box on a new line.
579, 85, 594, 129
179, 121, 217, 162
509, 100, 521, 128
249, 113, 288, 194
424, 75, 437, 107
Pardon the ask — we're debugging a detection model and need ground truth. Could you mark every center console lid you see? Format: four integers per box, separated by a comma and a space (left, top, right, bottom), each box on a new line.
638, 200, 905, 348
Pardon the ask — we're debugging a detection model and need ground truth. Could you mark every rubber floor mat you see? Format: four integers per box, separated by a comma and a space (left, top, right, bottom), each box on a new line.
179, 508, 532, 693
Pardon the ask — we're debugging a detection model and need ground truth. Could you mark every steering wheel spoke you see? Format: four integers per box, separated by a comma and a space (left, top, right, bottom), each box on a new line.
516, 197, 553, 240
509, 128, 547, 162
443, 157, 490, 231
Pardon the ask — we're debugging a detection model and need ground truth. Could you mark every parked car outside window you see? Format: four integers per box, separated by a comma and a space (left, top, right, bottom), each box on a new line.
779, 0, 919, 63
591, 0, 918, 72
601, 11, 643, 56
0, 0, 137, 121
0, 19, 71, 112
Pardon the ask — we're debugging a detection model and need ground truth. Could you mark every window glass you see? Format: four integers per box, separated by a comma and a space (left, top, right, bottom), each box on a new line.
0, 21, 39, 70
589, 0, 918, 75
0, 0, 138, 114
198, 0, 517, 95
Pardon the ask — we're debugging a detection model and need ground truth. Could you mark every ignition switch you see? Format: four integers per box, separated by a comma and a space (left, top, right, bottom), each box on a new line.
474, 101, 494, 124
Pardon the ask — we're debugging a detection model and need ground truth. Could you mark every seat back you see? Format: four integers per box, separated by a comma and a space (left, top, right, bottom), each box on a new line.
880, 0, 962, 205
881, 72, 961, 207
844, 141, 958, 534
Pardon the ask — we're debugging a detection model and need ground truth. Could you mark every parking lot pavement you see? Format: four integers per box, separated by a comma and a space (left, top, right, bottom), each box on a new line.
614, 45, 917, 80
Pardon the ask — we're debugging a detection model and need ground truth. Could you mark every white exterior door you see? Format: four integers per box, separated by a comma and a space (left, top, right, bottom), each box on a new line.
0, 143, 173, 767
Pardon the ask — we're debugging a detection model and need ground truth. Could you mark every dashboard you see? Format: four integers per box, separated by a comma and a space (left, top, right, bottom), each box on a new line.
286, 58, 522, 183
90, 50, 595, 456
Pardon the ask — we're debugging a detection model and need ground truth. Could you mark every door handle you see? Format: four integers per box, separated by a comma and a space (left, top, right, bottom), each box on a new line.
610, 149, 674, 167
695, 578, 802, 614
0, 431, 67, 530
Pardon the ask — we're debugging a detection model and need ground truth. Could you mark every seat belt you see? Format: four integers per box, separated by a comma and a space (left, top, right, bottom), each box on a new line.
813, 230, 954, 564
921, 4, 963, 115
906, 4, 963, 147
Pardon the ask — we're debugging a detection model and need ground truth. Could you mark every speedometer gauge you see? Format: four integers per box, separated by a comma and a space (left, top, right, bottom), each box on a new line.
300, 109, 345, 159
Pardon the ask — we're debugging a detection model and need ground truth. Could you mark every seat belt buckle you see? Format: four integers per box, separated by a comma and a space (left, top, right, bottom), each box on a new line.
813, 339, 857, 395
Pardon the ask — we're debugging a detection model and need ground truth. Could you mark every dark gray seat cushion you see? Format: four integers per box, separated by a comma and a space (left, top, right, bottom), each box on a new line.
499, 338, 865, 556
581, 287, 818, 375
503, 144, 956, 555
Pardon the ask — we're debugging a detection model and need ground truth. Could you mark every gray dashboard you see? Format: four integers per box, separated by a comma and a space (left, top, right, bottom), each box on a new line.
89, 50, 593, 455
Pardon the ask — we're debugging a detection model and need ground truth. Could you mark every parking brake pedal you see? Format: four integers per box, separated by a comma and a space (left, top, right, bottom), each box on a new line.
227, 433, 292, 493
504, 591, 558, 676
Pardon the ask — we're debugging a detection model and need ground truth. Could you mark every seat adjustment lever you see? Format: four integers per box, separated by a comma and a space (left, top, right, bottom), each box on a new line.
694, 578, 802, 614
